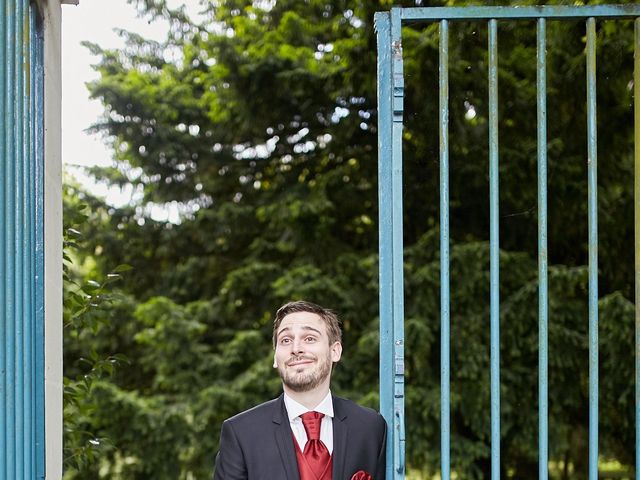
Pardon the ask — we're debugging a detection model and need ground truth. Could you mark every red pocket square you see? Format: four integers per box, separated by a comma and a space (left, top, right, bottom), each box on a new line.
350, 470, 373, 480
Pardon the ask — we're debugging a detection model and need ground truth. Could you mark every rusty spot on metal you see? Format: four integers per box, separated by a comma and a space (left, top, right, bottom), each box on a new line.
392, 40, 402, 58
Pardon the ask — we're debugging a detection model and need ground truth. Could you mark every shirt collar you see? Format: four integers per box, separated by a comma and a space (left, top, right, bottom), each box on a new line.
284, 390, 334, 422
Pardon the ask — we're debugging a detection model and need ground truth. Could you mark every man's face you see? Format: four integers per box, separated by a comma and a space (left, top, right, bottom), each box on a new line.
274, 311, 342, 393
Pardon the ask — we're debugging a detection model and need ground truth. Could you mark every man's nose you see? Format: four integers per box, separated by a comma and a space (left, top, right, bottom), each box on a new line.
292, 338, 305, 353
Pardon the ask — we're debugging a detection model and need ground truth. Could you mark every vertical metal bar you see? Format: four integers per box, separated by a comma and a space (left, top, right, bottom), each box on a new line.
586, 17, 599, 480
488, 18, 501, 480
634, 16, 640, 480
537, 17, 549, 480
375, 10, 395, 480
390, 8, 405, 477
439, 18, 451, 480
0, 1, 6, 475
376, 9, 406, 479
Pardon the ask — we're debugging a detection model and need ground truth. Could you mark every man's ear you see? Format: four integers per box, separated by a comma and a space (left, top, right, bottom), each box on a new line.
272, 354, 278, 368
330, 342, 342, 363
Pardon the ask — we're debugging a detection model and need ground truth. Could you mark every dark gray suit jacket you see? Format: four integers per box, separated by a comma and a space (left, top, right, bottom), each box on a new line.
213, 394, 386, 480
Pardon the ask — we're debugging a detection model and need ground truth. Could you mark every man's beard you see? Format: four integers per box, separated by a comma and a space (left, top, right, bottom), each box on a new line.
278, 353, 332, 393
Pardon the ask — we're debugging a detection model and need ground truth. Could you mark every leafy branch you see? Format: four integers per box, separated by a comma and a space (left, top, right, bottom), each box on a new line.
63, 195, 131, 473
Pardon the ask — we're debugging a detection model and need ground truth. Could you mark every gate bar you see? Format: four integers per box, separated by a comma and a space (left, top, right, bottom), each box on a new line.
376, 9, 406, 478
390, 8, 406, 476
488, 18, 501, 480
0, 0, 6, 472
586, 17, 599, 480
634, 17, 640, 480
401, 5, 640, 21
536, 17, 549, 480
439, 18, 451, 480
375, 11, 395, 480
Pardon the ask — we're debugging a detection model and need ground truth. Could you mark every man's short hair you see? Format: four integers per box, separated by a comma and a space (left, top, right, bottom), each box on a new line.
272, 300, 342, 348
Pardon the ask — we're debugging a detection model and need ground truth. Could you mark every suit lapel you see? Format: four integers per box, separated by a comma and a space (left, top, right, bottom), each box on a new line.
273, 394, 301, 480
332, 396, 348, 480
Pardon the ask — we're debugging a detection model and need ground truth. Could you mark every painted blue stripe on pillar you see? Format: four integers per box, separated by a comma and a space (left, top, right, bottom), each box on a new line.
488, 18, 501, 480
23, 5, 34, 477
33, 6, 46, 476
537, 17, 549, 480
439, 18, 450, 480
586, 17, 599, 480
15, 1, 26, 476
5, 5, 18, 476
28, 9, 37, 473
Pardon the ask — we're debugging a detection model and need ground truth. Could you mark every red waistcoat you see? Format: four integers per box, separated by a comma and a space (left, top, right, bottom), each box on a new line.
293, 435, 333, 480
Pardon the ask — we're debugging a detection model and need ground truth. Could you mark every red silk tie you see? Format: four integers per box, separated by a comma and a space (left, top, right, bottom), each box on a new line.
300, 411, 331, 480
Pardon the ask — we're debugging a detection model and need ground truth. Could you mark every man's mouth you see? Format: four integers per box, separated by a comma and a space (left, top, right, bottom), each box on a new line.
287, 357, 315, 367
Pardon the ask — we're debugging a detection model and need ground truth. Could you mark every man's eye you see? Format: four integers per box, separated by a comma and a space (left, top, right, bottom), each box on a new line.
280, 338, 291, 344
305, 336, 317, 342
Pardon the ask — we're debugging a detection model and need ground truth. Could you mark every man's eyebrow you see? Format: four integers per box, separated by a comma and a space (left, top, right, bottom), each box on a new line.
276, 327, 291, 338
300, 326, 322, 335
276, 326, 322, 337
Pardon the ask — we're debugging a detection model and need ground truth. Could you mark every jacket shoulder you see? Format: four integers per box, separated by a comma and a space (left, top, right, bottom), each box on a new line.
223, 397, 281, 428
333, 396, 386, 425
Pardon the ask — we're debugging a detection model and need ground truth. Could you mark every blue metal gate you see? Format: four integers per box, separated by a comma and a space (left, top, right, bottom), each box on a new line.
376, 5, 640, 480
1, 1, 46, 478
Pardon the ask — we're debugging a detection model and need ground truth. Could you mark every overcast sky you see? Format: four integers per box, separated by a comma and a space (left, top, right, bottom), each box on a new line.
62, 0, 200, 214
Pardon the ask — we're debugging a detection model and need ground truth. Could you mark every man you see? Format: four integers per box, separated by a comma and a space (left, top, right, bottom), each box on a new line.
213, 300, 387, 480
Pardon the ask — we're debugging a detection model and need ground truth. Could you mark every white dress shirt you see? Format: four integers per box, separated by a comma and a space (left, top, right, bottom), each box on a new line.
283, 391, 334, 454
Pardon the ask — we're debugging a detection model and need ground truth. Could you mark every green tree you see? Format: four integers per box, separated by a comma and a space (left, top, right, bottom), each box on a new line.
65, 0, 636, 478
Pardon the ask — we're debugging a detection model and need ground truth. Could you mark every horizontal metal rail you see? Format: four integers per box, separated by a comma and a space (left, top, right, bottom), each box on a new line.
401, 4, 640, 21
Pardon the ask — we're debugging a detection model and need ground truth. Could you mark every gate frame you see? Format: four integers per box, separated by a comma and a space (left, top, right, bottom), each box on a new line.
376, 5, 640, 480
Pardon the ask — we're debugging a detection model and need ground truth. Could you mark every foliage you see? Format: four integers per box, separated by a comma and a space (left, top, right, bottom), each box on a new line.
64, 0, 637, 478
63, 183, 130, 475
